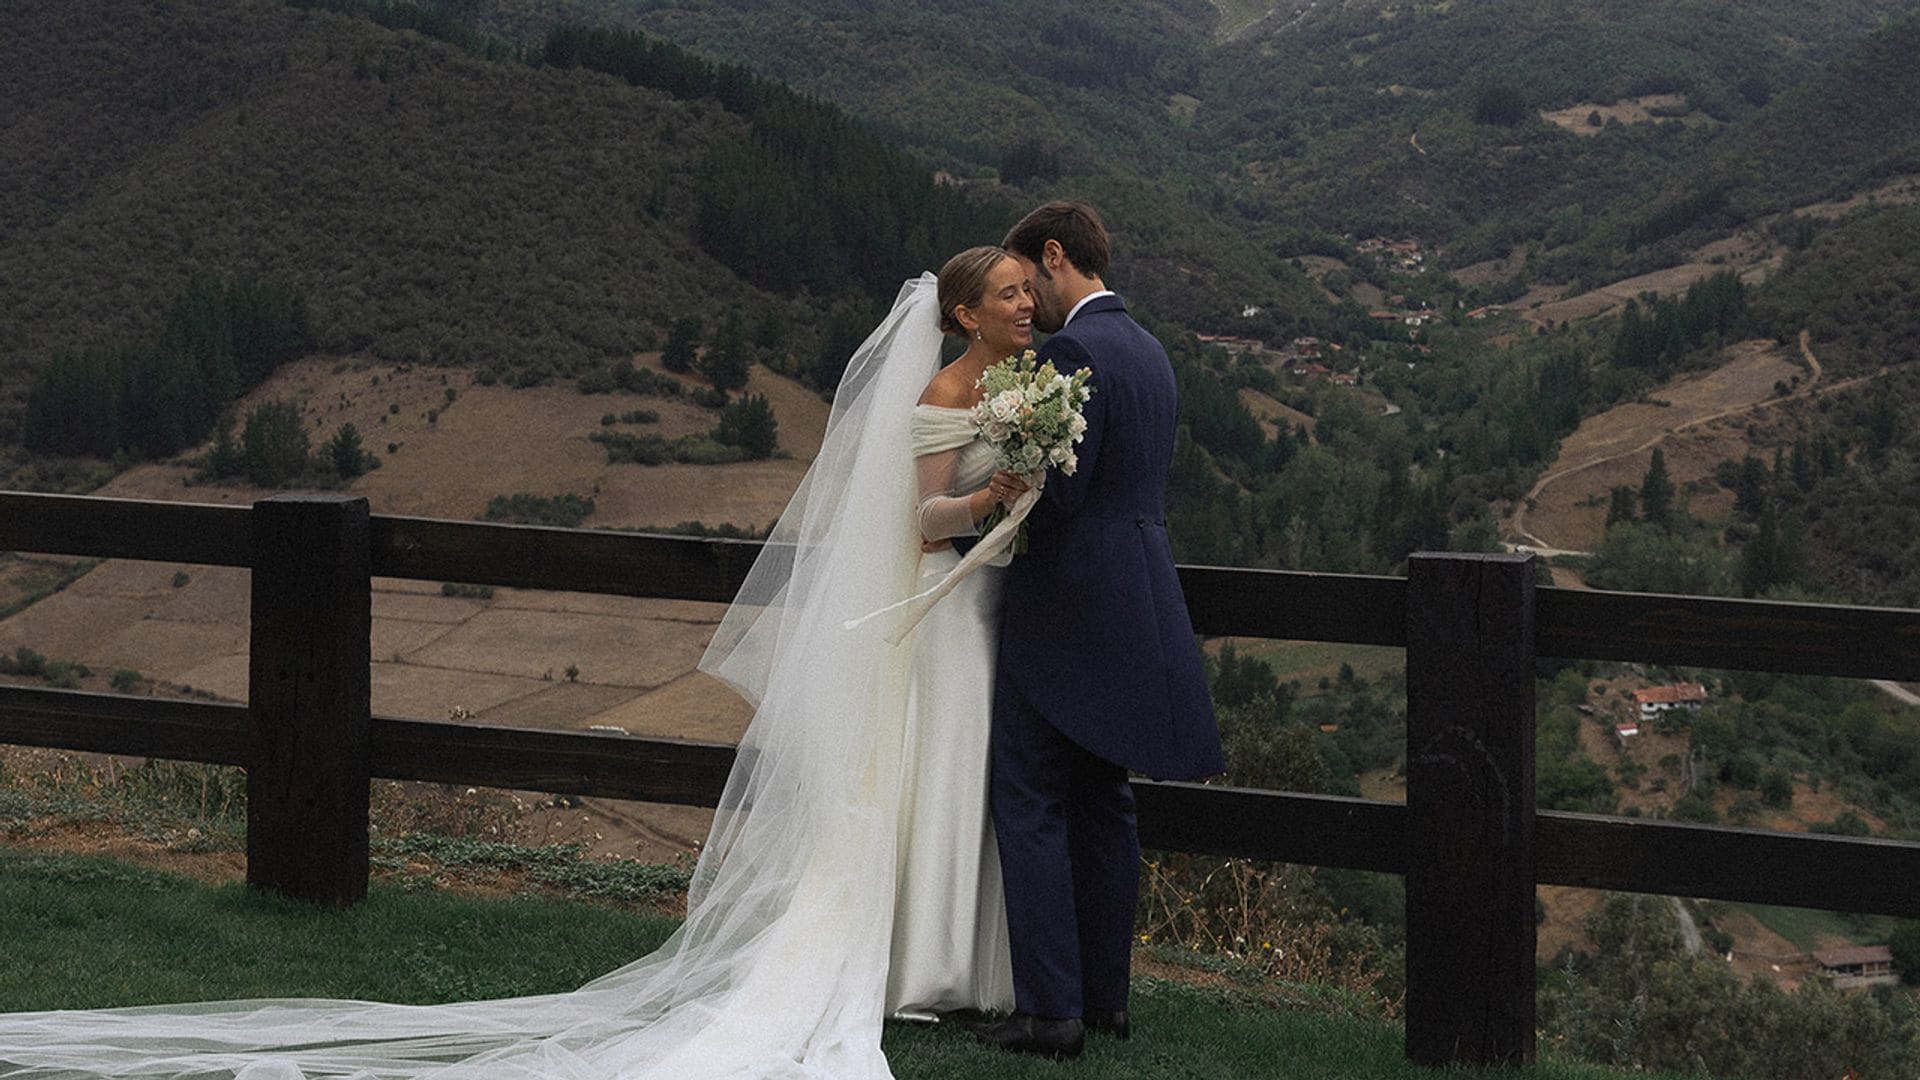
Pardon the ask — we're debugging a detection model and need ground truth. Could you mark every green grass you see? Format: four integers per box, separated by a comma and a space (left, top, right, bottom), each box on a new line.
1731, 902, 1902, 953
0, 849, 679, 1011
888, 978, 1687, 1079
0, 848, 1681, 1079
1223, 639, 1405, 696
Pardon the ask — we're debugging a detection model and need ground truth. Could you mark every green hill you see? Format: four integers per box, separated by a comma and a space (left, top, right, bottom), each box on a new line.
541, 0, 1920, 287
0, 0, 1016, 448
449, 0, 1334, 330
1703, 12, 1920, 215
0, 0, 770, 371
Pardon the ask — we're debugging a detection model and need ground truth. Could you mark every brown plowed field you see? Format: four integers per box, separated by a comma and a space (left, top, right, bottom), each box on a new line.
3, 352, 832, 862
1512, 339, 1806, 552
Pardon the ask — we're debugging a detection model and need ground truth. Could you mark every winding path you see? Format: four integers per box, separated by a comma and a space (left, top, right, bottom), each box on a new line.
1671, 897, 1704, 954
1874, 681, 1920, 707
1508, 331, 1852, 552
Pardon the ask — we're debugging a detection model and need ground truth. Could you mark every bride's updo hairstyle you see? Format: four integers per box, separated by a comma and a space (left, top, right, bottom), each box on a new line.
936, 246, 1010, 339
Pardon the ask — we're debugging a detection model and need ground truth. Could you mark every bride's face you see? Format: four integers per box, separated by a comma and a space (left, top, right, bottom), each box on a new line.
961, 258, 1035, 355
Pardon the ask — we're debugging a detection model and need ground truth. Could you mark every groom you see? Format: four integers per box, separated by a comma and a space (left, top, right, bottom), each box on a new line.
976, 202, 1226, 1060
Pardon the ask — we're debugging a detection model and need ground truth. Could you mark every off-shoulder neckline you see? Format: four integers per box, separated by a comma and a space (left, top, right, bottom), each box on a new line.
913, 402, 977, 413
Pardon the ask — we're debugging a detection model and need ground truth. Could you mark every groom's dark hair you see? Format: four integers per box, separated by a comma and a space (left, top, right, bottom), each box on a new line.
1004, 201, 1110, 279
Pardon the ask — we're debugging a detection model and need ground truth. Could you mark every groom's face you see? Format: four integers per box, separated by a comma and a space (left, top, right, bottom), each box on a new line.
1009, 253, 1067, 334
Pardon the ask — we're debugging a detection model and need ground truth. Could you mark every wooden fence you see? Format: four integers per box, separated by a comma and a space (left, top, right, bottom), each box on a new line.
3, 490, 1919, 1067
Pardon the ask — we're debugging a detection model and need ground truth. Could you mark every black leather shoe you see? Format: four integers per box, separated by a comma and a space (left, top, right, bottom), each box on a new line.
972, 1013, 1085, 1060
1084, 1009, 1130, 1040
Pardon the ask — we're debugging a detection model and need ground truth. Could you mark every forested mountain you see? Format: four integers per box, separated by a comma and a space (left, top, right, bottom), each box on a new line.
0, 1, 738, 369
522, 0, 1920, 295
0, 0, 1006, 445
7, 0, 1917, 523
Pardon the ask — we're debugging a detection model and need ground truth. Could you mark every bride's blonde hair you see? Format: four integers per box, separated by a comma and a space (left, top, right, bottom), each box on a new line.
936, 246, 1009, 339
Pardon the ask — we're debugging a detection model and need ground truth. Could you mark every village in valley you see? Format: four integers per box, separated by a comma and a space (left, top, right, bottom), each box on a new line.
1195, 233, 1516, 411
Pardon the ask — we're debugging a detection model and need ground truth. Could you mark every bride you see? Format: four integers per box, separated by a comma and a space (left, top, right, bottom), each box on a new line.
0, 252, 1039, 1079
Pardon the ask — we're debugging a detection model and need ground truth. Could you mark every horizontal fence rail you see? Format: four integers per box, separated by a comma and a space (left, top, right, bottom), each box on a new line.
7, 687, 1917, 919
5, 490, 1920, 1067
9, 491, 1918, 679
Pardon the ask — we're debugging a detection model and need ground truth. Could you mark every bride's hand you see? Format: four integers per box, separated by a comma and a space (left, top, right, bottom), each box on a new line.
987, 470, 1031, 506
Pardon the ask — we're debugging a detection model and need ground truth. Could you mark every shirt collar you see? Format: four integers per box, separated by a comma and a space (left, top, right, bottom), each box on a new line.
1063, 290, 1116, 327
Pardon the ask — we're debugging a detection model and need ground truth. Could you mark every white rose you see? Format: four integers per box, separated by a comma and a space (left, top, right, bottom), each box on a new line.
1068, 413, 1087, 437
990, 390, 1022, 422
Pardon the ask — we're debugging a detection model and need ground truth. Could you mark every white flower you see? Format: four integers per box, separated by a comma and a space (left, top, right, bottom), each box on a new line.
990, 390, 1022, 422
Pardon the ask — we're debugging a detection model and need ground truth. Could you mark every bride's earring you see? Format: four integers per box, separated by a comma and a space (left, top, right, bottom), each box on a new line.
974, 328, 983, 341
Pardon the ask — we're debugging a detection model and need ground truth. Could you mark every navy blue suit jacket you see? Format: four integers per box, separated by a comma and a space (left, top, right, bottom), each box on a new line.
996, 295, 1225, 781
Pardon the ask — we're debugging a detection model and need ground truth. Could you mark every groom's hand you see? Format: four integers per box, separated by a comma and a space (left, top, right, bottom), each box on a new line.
922, 538, 953, 553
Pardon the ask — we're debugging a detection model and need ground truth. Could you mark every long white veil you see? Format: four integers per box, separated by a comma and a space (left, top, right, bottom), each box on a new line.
0, 275, 947, 1080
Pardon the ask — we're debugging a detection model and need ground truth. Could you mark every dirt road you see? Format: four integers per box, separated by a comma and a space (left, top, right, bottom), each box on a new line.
1508, 332, 1877, 552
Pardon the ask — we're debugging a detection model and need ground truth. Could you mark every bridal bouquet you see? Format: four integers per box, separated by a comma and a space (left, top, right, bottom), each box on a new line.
971, 350, 1094, 553
847, 350, 1093, 645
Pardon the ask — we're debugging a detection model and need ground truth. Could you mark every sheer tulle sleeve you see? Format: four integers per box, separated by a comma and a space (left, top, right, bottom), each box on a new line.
916, 445, 980, 541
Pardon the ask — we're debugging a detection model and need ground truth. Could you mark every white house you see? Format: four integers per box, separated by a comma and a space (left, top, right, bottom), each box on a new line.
1633, 683, 1708, 720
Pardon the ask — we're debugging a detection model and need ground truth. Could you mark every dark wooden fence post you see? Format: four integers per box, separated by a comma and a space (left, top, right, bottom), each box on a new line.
248, 494, 372, 906
1404, 552, 1537, 1066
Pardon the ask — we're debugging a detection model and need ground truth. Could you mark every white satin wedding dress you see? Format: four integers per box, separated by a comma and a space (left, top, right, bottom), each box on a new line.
0, 274, 1012, 1079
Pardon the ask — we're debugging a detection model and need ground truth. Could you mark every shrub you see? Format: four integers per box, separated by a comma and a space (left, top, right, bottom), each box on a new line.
589, 431, 745, 465
43, 660, 89, 689
480, 493, 596, 529
240, 400, 311, 486
616, 366, 682, 397
110, 669, 142, 692
5, 647, 49, 677
670, 434, 749, 465
577, 367, 617, 395
712, 393, 778, 459
325, 422, 373, 479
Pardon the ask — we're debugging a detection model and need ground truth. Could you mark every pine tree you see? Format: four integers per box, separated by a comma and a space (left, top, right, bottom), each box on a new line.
1790, 439, 1817, 492
241, 400, 311, 487
1606, 485, 1638, 528
1639, 448, 1674, 528
1733, 454, 1770, 519
753, 310, 787, 355
701, 311, 752, 395
23, 348, 122, 457
327, 422, 370, 479
712, 393, 778, 459
662, 316, 701, 374
207, 420, 244, 480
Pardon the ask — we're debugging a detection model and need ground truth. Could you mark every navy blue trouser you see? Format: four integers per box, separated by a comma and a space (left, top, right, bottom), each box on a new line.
990, 677, 1140, 1020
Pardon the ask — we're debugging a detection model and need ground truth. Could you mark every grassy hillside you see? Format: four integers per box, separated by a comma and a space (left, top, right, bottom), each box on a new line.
1202, 2, 1920, 275
0, 0, 1017, 451
1753, 203, 1920, 374
0, 0, 778, 372
535, 0, 1920, 289
447, 0, 1332, 329
1704, 13, 1920, 215
0, 849, 1697, 1080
